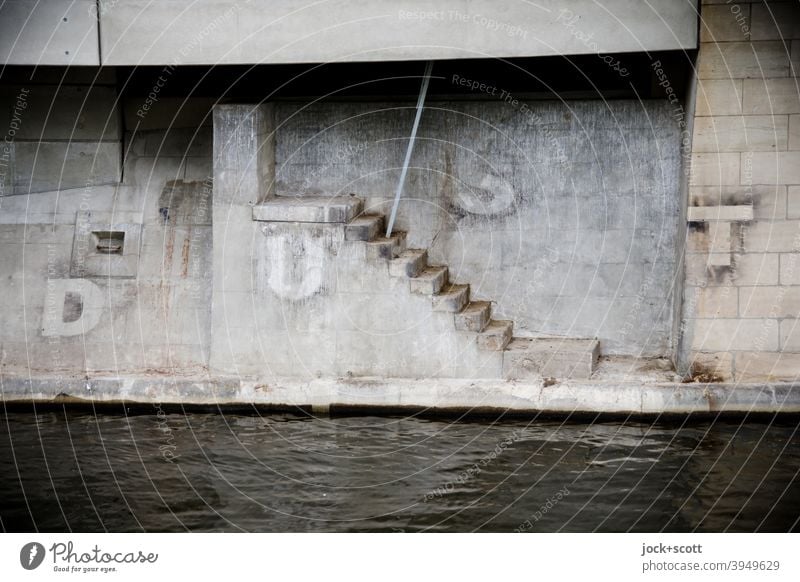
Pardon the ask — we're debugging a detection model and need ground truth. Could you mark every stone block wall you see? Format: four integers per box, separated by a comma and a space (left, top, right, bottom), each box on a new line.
682, 0, 800, 380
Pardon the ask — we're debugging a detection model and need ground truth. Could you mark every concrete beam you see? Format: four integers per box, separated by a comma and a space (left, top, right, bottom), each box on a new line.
98, 0, 699, 66
210, 103, 276, 373
0, 0, 99, 66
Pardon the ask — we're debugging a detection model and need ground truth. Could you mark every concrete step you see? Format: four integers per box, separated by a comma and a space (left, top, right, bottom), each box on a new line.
345, 214, 384, 241
389, 249, 428, 278
366, 231, 407, 259
455, 301, 492, 332
410, 266, 448, 295
503, 337, 600, 380
252, 196, 363, 223
433, 284, 469, 312
477, 320, 513, 351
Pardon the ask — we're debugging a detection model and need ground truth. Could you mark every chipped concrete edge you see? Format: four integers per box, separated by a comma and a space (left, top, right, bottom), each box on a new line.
1, 375, 799, 416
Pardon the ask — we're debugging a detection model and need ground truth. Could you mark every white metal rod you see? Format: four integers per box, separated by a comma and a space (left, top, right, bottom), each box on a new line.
386, 61, 434, 238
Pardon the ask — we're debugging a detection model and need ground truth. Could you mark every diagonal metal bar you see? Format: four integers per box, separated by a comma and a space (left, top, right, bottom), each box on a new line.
386, 60, 434, 238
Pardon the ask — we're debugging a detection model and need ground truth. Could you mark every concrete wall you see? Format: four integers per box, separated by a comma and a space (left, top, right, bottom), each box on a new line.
0, 76, 122, 195
0, 93, 682, 380
97, 0, 698, 66
0, 92, 213, 377
274, 99, 682, 356
681, 0, 800, 381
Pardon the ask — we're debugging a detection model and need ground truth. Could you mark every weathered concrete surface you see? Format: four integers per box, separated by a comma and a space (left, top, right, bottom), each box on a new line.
2, 374, 798, 417
12, 141, 121, 194
97, 0, 698, 66
0, 83, 122, 194
0, 0, 99, 65
274, 99, 682, 356
0, 123, 213, 376
0, 85, 120, 142
210, 104, 275, 375
213, 217, 507, 379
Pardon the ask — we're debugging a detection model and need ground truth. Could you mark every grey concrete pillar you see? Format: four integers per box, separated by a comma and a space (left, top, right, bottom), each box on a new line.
210, 103, 275, 374
212, 103, 275, 205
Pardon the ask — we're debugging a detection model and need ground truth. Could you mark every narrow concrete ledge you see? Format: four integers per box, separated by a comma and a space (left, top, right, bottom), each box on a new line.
3, 375, 799, 417
252, 196, 364, 223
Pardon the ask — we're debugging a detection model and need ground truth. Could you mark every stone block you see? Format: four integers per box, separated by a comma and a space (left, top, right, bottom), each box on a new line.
252, 196, 364, 223
503, 337, 599, 379
687, 205, 753, 221
477, 320, 512, 351
696, 79, 743, 116
689, 153, 741, 186
743, 79, 800, 114
689, 185, 783, 216
748, 151, 800, 185
409, 266, 448, 295
779, 252, 800, 284
735, 351, 800, 381
753, 186, 787, 219
454, 301, 491, 332
698, 41, 791, 79
699, 4, 751, 43
734, 252, 780, 285
692, 115, 788, 152
345, 214, 383, 241
742, 220, 800, 252
691, 318, 779, 351
433, 284, 469, 312
389, 249, 427, 278
739, 285, 800, 317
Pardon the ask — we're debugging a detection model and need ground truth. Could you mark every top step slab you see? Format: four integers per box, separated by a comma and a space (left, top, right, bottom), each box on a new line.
252, 196, 364, 223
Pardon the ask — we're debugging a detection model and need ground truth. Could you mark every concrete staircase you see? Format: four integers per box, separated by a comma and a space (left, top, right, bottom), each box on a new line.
253, 195, 600, 380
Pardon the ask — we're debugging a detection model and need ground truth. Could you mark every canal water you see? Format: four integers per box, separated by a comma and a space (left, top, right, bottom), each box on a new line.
1, 410, 798, 532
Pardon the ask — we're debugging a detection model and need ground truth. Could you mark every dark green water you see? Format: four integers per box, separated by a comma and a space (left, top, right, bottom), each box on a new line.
1, 410, 798, 532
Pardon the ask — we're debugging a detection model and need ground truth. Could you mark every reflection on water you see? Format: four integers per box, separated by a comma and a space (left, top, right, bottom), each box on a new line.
0, 410, 798, 532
